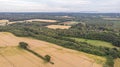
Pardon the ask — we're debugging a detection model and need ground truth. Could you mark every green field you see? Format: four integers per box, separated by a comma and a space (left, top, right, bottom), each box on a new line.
70, 37, 115, 48
113, 21, 120, 29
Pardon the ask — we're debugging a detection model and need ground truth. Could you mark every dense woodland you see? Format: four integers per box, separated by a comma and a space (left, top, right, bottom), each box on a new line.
0, 13, 120, 67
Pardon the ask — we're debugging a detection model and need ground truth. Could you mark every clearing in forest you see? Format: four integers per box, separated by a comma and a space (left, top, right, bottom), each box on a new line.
70, 37, 115, 48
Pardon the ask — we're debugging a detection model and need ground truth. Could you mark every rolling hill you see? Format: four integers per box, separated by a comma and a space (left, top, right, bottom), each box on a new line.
0, 32, 103, 67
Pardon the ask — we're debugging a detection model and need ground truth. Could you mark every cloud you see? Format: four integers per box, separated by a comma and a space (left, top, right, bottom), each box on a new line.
50, 0, 91, 5
92, 0, 120, 12
0, 0, 119, 12
0, 0, 47, 12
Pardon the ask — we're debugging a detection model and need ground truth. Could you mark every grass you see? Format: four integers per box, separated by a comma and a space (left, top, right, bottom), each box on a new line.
70, 37, 115, 48
114, 58, 120, 67
113, 21, 120, 29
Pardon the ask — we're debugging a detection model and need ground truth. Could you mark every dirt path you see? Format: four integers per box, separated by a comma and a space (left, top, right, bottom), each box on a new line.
0, 32, 102, 67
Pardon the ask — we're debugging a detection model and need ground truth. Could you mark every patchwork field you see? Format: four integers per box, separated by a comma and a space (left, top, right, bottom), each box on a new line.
0, 32, 104, 67
46, 25, 71, 29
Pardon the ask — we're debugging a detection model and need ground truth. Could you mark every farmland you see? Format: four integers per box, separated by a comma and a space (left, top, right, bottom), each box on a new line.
25, 19, 58, 23
59, 21, 80, 26
0, 13, 120, 67
114, 58, 120, 67
46, 25, 71, 29
0, 20, 9, 26
0, 32, 103, 67
0, 20, 9, 23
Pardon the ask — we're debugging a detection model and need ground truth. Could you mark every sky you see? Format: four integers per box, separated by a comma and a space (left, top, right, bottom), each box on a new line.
0, 0, 120, 13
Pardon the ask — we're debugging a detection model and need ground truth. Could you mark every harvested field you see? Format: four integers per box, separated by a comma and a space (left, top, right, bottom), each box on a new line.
8, 22, 17, 25
114, 58, 120, 67
46, 25, 71, 29
0, 20, 9, 26
0, 20, 9, 23
25, 19, 57, 23
0, 32, 103, 67
59, 21, 79, 26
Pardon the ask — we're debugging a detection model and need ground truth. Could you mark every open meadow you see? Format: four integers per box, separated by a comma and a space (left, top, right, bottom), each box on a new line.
70, 37, 115, 48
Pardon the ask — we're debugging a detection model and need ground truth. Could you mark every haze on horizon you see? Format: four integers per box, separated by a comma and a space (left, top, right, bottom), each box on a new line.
0, 0, 119, 13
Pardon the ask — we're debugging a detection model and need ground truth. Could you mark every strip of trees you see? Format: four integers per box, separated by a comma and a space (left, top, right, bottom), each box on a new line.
19, 42, 54, 64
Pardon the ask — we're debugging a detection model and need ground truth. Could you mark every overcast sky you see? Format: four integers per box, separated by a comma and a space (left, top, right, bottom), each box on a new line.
0, 0, 120, 13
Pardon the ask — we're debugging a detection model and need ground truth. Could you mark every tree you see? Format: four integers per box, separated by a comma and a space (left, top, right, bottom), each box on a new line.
44, 55, 51, 62
19, 42, 28, 49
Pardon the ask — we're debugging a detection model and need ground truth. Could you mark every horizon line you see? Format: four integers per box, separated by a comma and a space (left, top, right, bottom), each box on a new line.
0, 12, 120, 13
